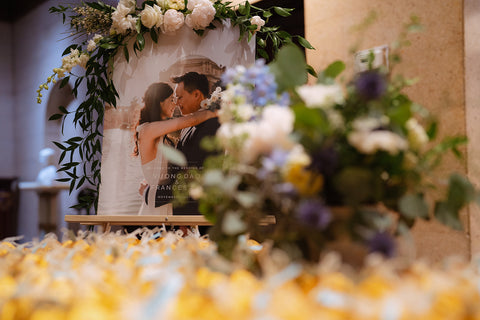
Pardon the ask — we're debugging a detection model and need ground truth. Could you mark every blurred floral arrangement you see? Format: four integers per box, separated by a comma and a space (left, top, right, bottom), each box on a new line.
177, 33, 479, 262
36, 0, 312, 210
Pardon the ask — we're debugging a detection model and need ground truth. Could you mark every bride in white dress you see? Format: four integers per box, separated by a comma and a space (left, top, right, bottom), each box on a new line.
134, 82, 217, 215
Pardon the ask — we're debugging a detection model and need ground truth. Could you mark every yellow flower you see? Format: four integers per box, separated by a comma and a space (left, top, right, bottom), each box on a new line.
284, 162, 323, 196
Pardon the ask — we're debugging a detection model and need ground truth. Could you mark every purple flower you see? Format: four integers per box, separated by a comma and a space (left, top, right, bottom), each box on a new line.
297, 200, 332, 229
354, 71, 387, 100
367, 232, 396, 258
309, 146, 339, 177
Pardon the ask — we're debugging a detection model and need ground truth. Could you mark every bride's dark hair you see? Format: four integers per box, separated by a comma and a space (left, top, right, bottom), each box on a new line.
133, 82, 174, 156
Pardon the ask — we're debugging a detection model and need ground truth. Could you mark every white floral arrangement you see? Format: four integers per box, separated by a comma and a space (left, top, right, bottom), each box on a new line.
176, 43, 477, 263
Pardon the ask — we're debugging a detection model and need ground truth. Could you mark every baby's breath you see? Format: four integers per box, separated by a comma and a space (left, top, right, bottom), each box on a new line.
71, 5, 112, 35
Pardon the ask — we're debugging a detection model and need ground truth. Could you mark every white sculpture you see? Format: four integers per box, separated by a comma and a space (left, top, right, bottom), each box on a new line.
36, 148, 58, 185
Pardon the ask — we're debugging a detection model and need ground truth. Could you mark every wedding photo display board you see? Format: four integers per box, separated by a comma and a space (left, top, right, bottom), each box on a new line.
98, 21, 255, 215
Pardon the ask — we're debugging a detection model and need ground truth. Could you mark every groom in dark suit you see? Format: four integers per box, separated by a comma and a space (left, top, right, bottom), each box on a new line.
155, 71, 220, 214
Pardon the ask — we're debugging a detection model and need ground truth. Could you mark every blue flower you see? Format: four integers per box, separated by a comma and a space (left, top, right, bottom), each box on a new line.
223, 60, 283, 107
221, 67, 238, 85
367, 232, 396, 258
354, 70, 387, 100
257, 148, 290, 179
297, 199, 332, 229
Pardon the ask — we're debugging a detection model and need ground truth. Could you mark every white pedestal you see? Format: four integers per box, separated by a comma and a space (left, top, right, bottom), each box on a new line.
18, 182, 69, 236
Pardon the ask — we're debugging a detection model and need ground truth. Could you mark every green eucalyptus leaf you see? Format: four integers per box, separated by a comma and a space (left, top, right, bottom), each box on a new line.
53, 141, 66, 150
296, 36, 315, 50
447, 173, 476, 210
257, 38, 266, 48
49, 114, 63, 121
159, 143, 187, 166
223, 175, 241, 194
269, 44, 308, 92
100, 43, 119, 50
263, 10, 273, 18
273, 7, 292, 17
60, 76, 70, 89
434, 201, 463, 230
150, 28, 158, 43
306, 64, 317, 77
123, 45, 129, 62
388, 101, 412, 126
318, 60, 345, 84
234, 192, 258, 208
137, 33, 145, 51
222, 210, 247, 236
238, 4, 247, 15
203, 169, 224, 186
398, 193, 429, 219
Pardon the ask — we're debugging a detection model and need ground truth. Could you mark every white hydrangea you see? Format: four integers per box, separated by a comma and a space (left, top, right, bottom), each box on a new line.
297, 84, 344, 109
352, 116, 389, 132
348, 130, 408, 155
141, 4, 164, 29
326, 109, 344, 130
218, 85, 249, 123
250, 15, 265, 32
157, 0, 185, 11
218, 105, 294, 163
406, 118, 429, 150
162, 9, 185, 33
185, 0, 216, 30
87, 34, 103, 52
235, 104, 256, 121
111, 3, 137, 34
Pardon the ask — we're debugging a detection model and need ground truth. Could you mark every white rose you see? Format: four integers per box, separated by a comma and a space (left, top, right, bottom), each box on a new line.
297, 84, 344, 109
185, 0, 216, 30
141, 4, 163, 29
119, 0, 136, 13
348, 130, 408, 155
157, 0, 185, 10
162, 9, 185, 33
406, 118, 429, 150
250, 15, 265, 32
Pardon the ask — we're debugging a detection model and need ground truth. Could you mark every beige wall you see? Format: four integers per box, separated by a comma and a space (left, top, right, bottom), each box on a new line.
465, 0, 480, 258
305, 0, 471, 262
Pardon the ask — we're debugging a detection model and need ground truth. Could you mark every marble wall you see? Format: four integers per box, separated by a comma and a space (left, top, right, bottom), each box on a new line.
304, 0, 471, 262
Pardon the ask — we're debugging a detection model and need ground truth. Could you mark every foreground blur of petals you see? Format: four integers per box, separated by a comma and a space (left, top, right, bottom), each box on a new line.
1, 230, 480, 320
